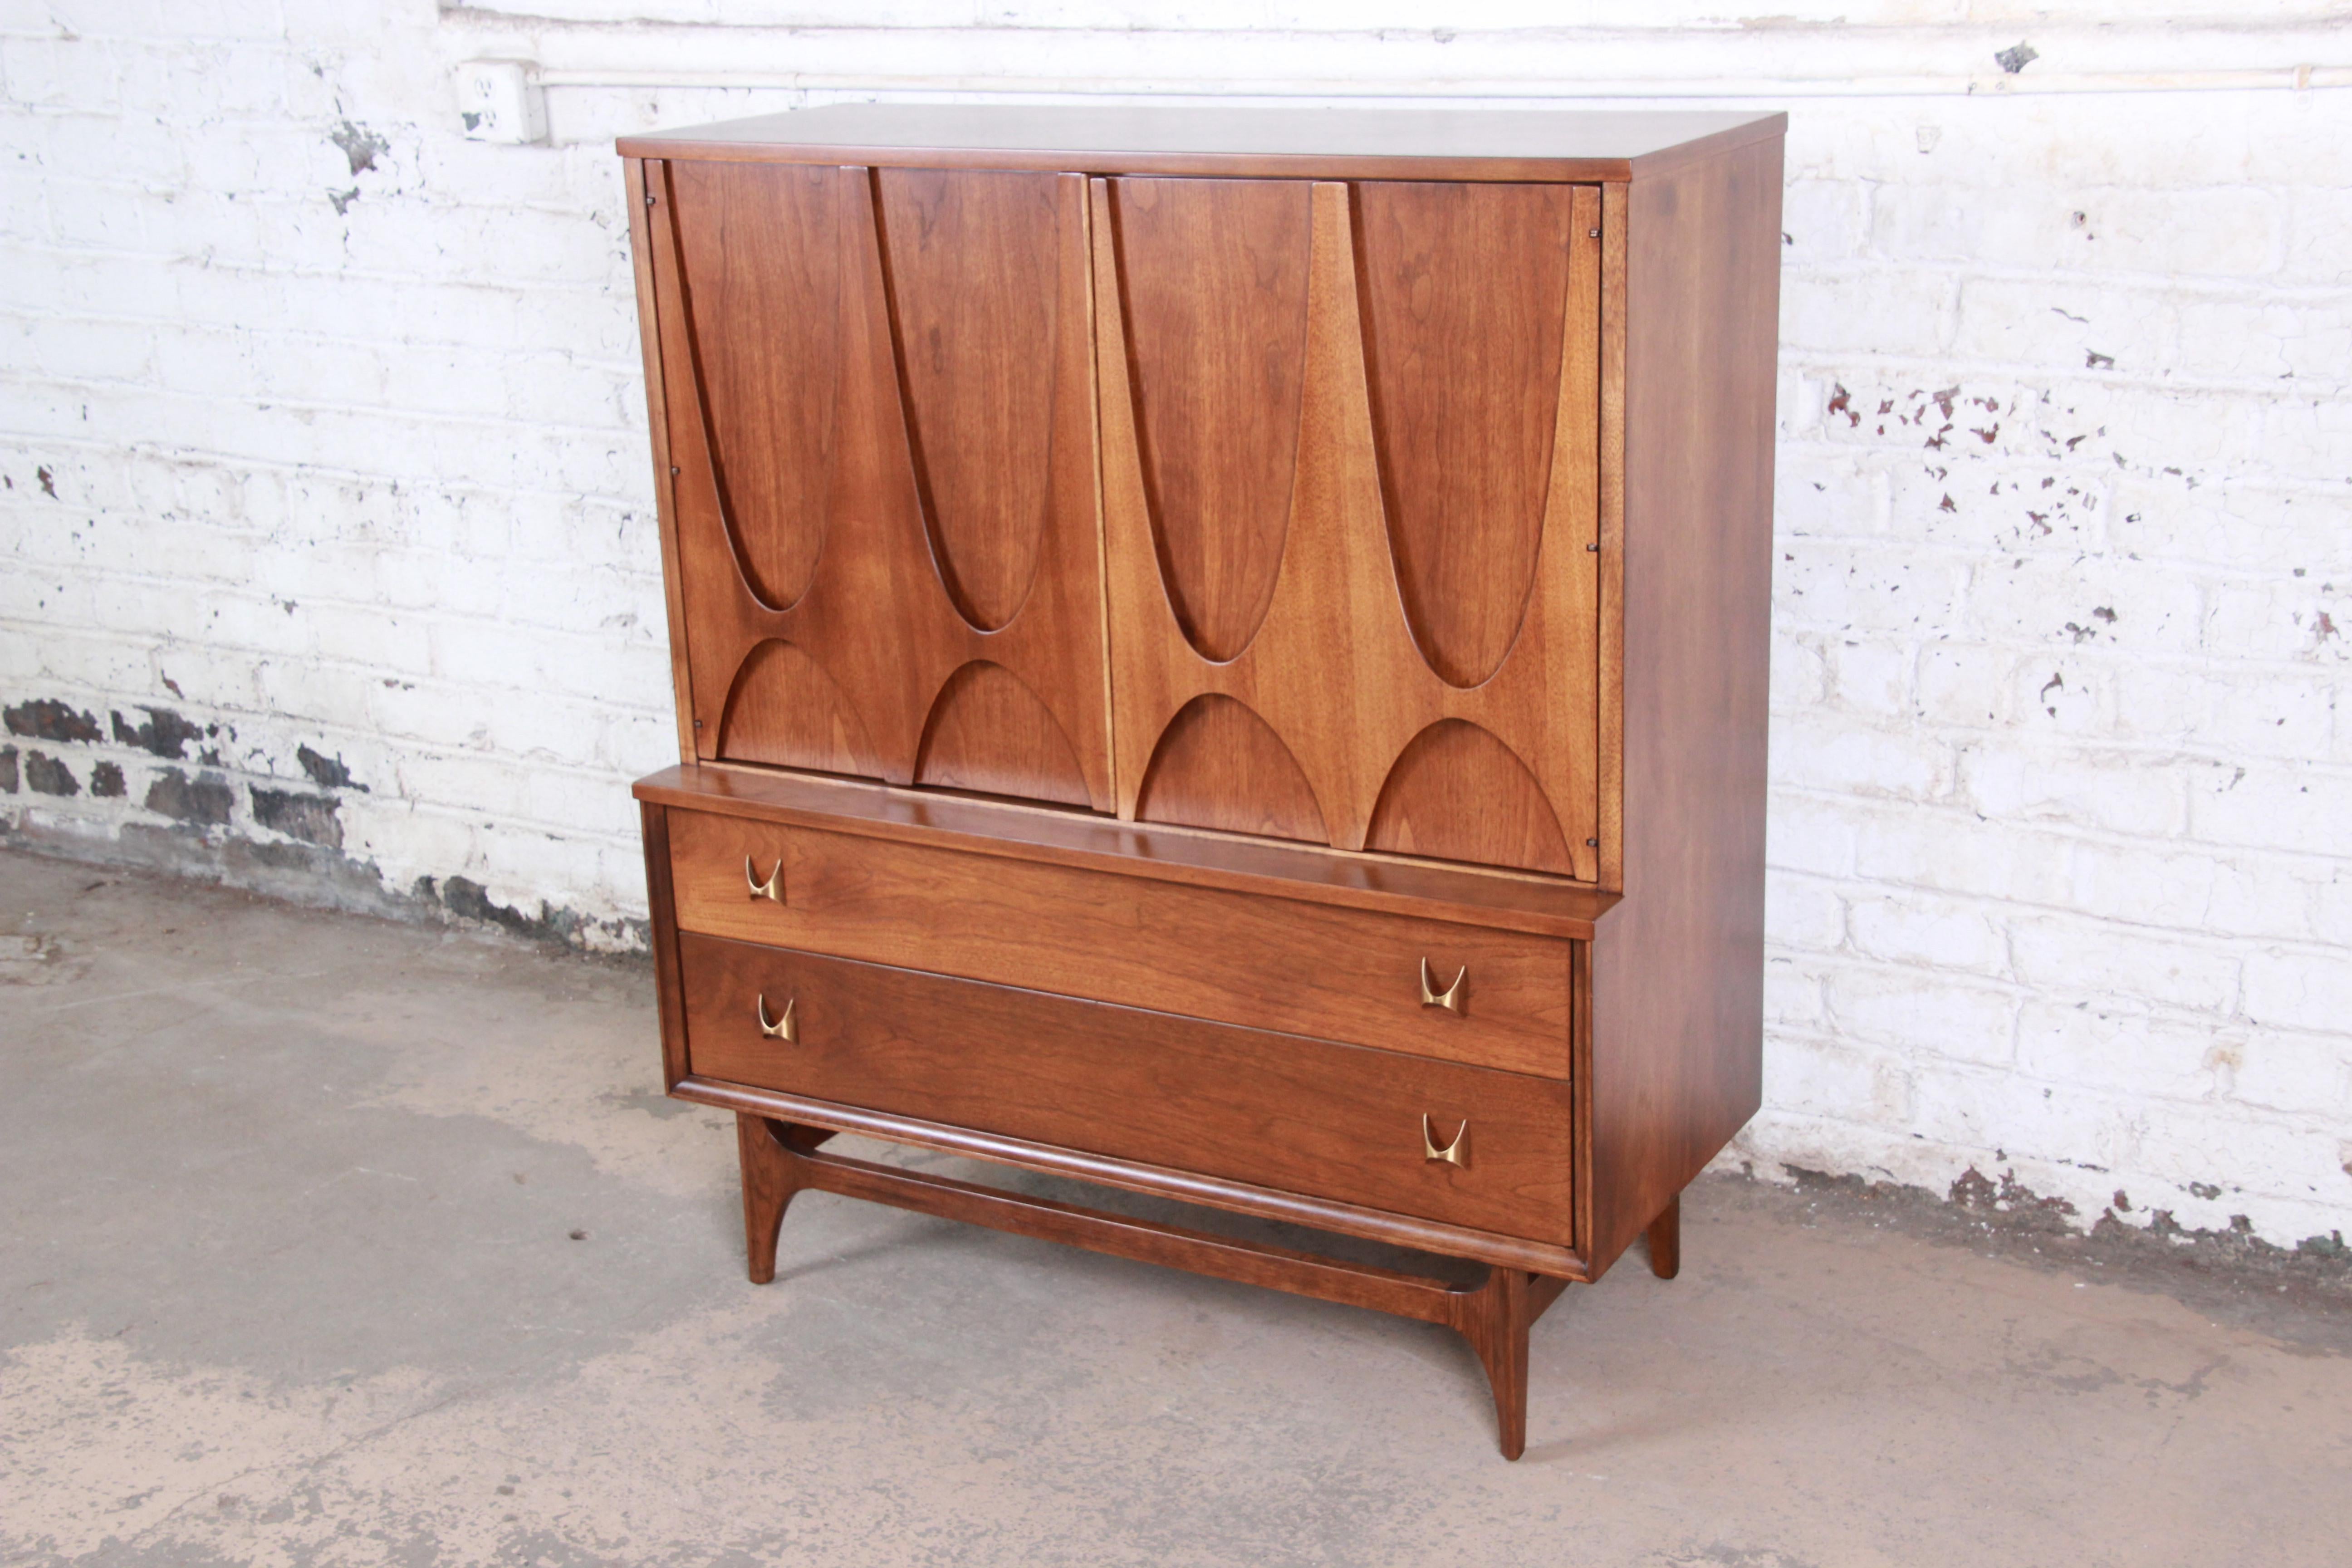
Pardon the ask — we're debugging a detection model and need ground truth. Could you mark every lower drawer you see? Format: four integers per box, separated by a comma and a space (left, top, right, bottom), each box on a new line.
678, 934, 1573, 1243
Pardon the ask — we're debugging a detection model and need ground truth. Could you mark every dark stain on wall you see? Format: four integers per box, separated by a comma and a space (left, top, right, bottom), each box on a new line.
0, 746, 15, 793
90, 761, 126, 798
250, 786, 343, 849
111, 706, 209, 759
330, 120, 390, 176
145, 767, 235, 825
418, 874, 631, 951
24, 751, 79, 796
297, 744, 366, 791
5, 699, 103, 745
1764, 1164, 2352, 1352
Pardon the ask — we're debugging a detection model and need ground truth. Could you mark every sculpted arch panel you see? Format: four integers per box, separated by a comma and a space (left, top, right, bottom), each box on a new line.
914, 660, 1091, 807
1135, 695, 1328, 844
717, 640, 879, 779
1366, 720, 1574, 875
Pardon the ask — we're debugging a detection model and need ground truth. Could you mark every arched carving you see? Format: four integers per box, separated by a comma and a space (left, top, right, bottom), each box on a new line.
1367, 720, 1575, 875
717, 640, 879, 779
1135, 695, 1328, 843
915, 661, 1091, 806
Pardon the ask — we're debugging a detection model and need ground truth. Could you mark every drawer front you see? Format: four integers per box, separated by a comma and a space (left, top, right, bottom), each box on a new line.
678, 934, 1574, 1242
668, 808, 1571, 1077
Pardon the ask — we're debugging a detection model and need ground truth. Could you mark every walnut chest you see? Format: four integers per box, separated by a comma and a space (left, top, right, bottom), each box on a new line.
618, 103, 1784, 1457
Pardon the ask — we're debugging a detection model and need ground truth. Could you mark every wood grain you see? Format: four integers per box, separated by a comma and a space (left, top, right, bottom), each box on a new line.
666, 806, 1574, 1077
1585, 134, 1782, 1278
1108, 176, 1312, 661
645, 162, 1112, 809
1096, 178, 1604, 880
640, 801, 689, 1092
623, 160, 698, 762
635, 763, 1621, 940
682, 936, 1574, 1238
1356, 181, 1574, 688
875, 167, 1062, 631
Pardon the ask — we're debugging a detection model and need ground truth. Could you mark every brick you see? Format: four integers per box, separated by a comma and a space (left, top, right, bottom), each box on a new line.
2176, 293, 2352, 384
1853, 807, 2078, 906
1765, 871, 1845, 954
2010, 914, 2243, 1016
1775, 539, 1965, 637
1847, 893, 2007, 975
2015, 999, 2244, 1104
1959, 742, 2185, 838
2190, 759, 2352, 857
2244, 946, 2352, 1036
1781, 264, 1954, 358
1872, 183, 2282, 281
2108, 479, 2352, 576
1773, 710, 1952, 801
1825, 962, 2018, 1066
1762, 1032, 1911, 1127
1951, 276, 2177, 377
1968, 553, 2206, 657
1888, 457, 2109, 556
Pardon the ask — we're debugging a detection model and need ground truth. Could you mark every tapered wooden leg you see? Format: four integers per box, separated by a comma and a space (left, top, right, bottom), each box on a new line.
1449, 1267, 1572, 1460
1646, 1193, 1681, 1280
735, 1113, 804, 1284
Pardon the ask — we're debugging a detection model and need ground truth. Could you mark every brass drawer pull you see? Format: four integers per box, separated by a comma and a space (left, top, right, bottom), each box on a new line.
1422, 1114, 1467, 1167
745, 855, 784, 903
755, 993, 797, 1043
1419, 957, 1465, 1013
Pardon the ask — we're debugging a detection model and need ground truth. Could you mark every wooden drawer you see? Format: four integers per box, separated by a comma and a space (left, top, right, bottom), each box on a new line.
678, 934, 1574, 1242
668, 807, 1572, 1077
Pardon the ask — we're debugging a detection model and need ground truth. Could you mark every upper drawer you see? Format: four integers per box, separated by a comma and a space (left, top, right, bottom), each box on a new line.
668, 808, 1571, 1078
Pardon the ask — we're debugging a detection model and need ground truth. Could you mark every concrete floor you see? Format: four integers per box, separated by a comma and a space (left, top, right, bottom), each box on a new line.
2, 847, 2347, 1568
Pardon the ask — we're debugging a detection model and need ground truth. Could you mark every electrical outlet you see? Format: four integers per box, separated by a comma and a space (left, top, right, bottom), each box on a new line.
456, 60, 545, 146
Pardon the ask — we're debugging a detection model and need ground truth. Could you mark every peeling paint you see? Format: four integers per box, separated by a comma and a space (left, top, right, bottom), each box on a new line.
250, 785, 341, 848
23, 751, 78, 797
110, 705, 209, 760
144, 767, 235, 826
5, 699, 102, 745
297, 743, 365, 791
329, 119, 389, 176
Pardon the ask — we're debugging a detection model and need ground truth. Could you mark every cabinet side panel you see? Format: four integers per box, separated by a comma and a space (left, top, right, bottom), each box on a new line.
1586, 135, 1782, 1276
641, 801, 691, 1093
624, 158, 698, 762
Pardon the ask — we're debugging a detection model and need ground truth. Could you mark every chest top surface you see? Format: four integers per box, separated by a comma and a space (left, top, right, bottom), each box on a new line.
616, 103, 1785, 181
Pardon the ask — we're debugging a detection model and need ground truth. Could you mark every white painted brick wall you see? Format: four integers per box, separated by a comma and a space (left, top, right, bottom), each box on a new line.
2, 1, 2347, 1248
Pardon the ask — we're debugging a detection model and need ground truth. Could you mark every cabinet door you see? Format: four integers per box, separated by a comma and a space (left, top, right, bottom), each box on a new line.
1093, 177, 1603, 878
640, 160, 1111, 811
